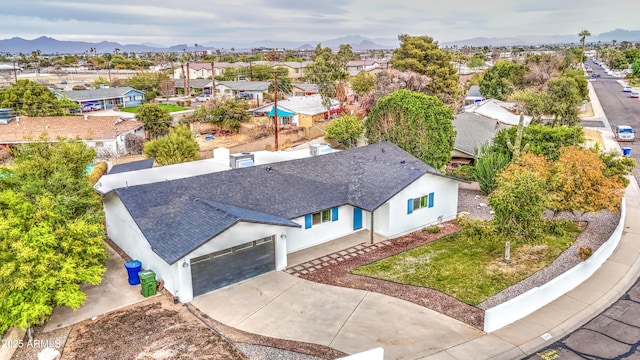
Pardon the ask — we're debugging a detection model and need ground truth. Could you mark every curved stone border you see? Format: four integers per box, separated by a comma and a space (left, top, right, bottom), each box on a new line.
484, 198, 626, 333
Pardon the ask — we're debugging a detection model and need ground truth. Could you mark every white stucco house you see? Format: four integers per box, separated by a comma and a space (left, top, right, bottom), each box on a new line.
98, 142, 460, 302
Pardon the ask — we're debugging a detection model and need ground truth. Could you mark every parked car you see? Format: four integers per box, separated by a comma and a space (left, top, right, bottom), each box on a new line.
623, 86, 632, 93
615, 125, 635, 142
631, 91, 640, 99
194, 94, 211, 102
235, 92, 252, 100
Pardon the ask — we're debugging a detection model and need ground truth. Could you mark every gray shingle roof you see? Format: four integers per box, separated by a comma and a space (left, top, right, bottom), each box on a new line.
60, 87, 143, 102
453, 112, 510, 156
115, 142, 442, 263
109, 158, 155, 174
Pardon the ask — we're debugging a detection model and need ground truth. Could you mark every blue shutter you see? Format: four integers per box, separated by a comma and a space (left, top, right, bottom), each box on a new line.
428, 192, 434, 208
304, 214, 312, 229
331, 207, 339, 221
407, 199, 413, 214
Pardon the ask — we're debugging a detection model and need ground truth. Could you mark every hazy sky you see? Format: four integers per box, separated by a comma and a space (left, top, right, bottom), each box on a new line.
0, 0, 636, 45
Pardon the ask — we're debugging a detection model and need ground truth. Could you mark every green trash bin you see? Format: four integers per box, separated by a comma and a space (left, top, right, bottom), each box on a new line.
138, 270, 157, 297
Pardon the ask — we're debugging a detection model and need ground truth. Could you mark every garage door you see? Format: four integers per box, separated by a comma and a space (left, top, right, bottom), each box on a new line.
191, 236, 275, 296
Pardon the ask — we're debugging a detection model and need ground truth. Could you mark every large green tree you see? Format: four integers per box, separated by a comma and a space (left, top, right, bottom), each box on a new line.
136, 103, 173, 138
0, 80, 63, 116
479, 60, 527, 100
0, 139, 107, 333
391, 34, 461, 105
143, 125, 200, 165
544, 76, 583, 126
304, 44, 352, 110
365, 89, 455, 170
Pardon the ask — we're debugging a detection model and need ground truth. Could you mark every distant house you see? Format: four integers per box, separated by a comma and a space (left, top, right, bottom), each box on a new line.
292, 83, 318, 96
173, 79, 210, 96
272, 61, 310, 81
0, 115, 144, 156
347, 60, 387, 76
466, 99, 532, 126
212, 81, 270, 101
99, 142, 460, 302
250, 94, 342, 127
57, 87, 145, 112
451, 112, 510, 166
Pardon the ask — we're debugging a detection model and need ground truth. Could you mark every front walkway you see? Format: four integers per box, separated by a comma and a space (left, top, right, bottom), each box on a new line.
286, 229, 388, 268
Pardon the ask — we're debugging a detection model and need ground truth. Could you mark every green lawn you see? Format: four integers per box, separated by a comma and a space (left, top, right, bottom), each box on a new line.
351, 223, 581, 305
120, 104, 188, 113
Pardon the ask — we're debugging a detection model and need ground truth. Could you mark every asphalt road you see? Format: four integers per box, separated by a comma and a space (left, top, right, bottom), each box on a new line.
586, 60, 640, 182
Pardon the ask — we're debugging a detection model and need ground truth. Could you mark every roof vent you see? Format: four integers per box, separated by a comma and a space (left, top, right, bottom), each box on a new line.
265, 166, 273, 172
400, 160, 406, 164
309, 143, 332, 156
230, 152, 254, 169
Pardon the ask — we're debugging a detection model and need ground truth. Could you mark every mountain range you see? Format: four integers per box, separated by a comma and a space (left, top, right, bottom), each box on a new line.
1, 29, 639, 55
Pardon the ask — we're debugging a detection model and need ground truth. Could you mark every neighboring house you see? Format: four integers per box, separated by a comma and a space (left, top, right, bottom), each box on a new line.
173, 79, 210, 96
58, 87, 145, 112
463, 85, 485, 106
0, 115, 144, 156
451, 112, 510, 166
99, 142, 460, 302
291, 83, 318, 96
466, 99, 532, 126
272, 61, 310, 80
250, 94, 341, 127
213, 81, 270, 101
172, 61, 311, 81
172, 62, 216, 80
347, 60, 386, 76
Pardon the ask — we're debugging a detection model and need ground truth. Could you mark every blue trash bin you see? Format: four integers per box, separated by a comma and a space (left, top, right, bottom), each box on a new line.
622, 147, 632, 157
124, 260, 142, 285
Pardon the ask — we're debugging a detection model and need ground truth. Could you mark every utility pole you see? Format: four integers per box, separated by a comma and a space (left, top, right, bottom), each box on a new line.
186, 62, 191, 97
210, 61, 216, 97
273, 71, 279, 151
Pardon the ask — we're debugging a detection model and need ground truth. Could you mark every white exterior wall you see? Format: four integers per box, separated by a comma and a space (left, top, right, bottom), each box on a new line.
104, 193, 289, 302
286, 205, 361, 253
384, 174, 459, 238
103, 193, 176, 297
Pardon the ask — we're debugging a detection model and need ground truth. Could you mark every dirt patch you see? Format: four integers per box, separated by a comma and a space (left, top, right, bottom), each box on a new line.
61, 295, 246, 360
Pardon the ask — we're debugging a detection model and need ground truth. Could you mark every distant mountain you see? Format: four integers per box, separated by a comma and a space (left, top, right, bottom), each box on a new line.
442, 29, 640, 47
1, 29, 639, 55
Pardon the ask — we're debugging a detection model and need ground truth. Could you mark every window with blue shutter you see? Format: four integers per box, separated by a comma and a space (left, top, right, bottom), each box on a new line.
428, 192, 434, 208
304, 214, 312, 229
331, 207, 339, 221
407, 198, 413, 214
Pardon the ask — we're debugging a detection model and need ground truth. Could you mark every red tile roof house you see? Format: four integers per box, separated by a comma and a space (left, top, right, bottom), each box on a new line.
0, 115, 145, 157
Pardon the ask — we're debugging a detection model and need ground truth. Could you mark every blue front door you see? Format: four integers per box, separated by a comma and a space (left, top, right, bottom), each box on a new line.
353, 208, 363, 230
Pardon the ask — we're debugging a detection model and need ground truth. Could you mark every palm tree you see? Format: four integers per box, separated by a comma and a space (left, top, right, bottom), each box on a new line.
578, 29, 591, 64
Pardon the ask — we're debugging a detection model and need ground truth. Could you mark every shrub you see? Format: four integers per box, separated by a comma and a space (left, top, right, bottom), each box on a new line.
423, 225, 441, 234
87, 162, 108, 184
448, 164, 475, 181
578, 246, 593, 260
177, 100, 185, 107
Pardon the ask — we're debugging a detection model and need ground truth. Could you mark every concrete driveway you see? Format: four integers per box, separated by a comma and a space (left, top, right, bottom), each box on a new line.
191, 271, 483, 359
